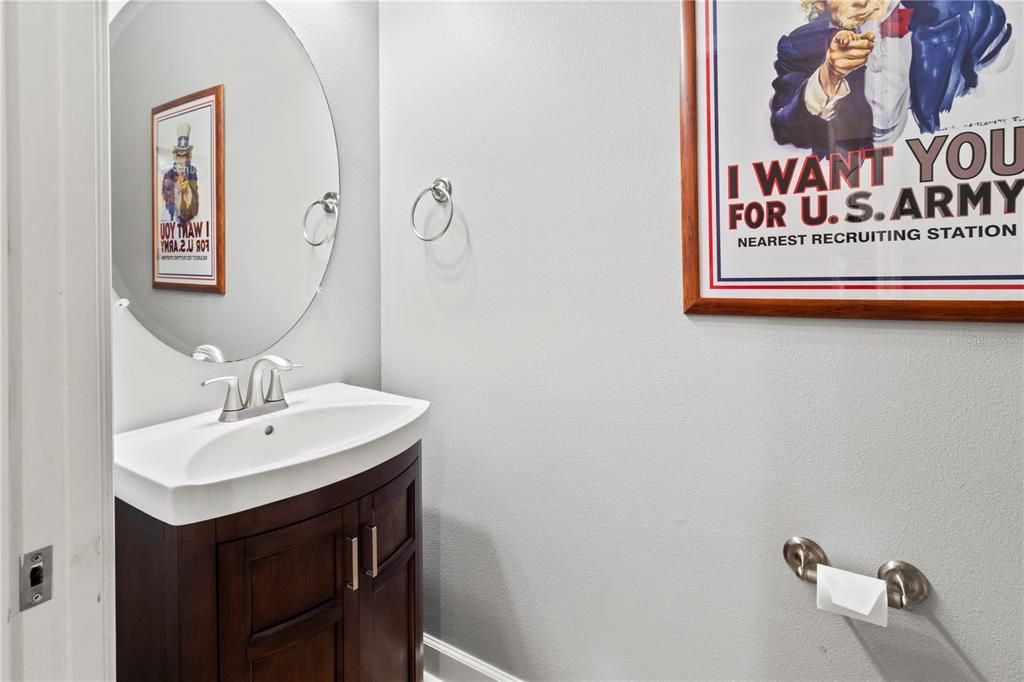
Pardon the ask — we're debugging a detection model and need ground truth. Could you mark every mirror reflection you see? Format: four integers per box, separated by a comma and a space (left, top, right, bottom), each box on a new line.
110, 1, 339, 362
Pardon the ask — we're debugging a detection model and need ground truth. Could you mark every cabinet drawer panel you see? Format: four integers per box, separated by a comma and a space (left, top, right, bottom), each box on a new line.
250, 533, 337, 633
250, 624, 338, 682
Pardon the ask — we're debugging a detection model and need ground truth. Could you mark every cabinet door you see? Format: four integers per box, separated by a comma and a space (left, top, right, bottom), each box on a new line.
218, 503, 361, 682
359, 461, 423, 682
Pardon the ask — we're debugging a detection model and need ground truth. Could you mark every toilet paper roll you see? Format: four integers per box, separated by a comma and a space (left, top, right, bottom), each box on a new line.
816, 564, 888, 626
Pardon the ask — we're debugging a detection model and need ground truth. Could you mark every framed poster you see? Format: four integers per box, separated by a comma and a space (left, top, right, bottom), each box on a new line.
681, 1, 1024, 322
151, 85, 225, 293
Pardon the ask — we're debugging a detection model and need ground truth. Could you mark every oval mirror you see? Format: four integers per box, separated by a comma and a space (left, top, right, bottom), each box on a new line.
110, 1, 338, 362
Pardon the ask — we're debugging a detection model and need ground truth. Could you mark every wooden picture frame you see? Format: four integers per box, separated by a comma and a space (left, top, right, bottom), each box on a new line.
151, 85, 225, 294
680, 1, 1023, 322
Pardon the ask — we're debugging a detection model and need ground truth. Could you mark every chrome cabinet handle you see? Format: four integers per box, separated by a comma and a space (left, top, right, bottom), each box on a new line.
365, 525, 379, 578
346, 537, 359, 591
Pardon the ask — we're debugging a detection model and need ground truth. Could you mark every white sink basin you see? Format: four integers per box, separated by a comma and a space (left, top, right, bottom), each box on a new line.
114, 383, 429, 526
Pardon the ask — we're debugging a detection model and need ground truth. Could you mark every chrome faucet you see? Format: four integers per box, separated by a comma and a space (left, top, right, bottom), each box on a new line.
192, 344, 226, 363
202, 354, 301, 422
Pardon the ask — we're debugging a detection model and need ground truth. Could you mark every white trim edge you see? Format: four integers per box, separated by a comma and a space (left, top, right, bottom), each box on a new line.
424, 633, 524, 682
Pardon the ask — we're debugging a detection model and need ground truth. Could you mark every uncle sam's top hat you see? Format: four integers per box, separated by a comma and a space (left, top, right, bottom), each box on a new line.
174, 122, 193, 154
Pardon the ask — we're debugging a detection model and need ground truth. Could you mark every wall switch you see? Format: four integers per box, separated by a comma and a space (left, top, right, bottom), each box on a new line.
19, 546, 52, 611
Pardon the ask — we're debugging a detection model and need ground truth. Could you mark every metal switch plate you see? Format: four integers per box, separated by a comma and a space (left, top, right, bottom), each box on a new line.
19, 545, 52, 611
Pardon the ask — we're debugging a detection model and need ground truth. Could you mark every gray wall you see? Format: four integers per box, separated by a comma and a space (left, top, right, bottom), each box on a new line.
113, 0, 381, 433
379, 2, 1024, 680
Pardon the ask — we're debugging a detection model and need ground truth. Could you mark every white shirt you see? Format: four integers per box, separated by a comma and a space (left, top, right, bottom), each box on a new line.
803, 0, 913, 144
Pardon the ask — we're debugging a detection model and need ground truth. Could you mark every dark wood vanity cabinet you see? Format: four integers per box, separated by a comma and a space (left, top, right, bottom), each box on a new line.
217, 502, 360, 682
116, 443, 422, 682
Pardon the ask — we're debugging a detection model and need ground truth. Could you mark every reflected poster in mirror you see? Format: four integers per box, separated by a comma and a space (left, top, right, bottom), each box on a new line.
151, 85, 225, 293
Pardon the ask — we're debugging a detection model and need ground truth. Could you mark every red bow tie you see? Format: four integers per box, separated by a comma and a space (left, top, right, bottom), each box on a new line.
879, 7, 913, 38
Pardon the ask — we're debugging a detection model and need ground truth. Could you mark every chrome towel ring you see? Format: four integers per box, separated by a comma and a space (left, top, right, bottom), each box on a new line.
410, 177, 453, 242
302, 191, 339, 246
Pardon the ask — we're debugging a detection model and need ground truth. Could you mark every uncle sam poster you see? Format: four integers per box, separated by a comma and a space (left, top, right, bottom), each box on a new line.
151, 85, 225, 294
682, 0, 1024, 321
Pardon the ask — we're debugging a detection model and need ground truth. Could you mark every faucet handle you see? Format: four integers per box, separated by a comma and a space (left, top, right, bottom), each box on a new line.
266, 363, 301, 403
201, 376, 244, 413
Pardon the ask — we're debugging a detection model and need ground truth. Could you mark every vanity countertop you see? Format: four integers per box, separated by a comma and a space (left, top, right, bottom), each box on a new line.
114, 382, 429, 525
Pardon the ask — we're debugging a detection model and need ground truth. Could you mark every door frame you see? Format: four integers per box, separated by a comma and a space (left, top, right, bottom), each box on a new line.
0, 1, 115, 679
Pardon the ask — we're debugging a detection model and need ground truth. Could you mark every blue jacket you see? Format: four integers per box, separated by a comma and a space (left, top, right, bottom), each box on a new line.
769, 0, 1012, 156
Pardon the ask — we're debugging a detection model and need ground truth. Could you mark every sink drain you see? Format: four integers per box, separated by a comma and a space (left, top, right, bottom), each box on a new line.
264, 425, 274, 436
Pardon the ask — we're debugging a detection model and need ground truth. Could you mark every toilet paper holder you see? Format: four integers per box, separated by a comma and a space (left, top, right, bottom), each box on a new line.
783, 537, 930, 610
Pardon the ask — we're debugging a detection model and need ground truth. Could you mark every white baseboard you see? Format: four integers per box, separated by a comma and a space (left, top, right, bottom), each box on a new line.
424, 633, 523, 682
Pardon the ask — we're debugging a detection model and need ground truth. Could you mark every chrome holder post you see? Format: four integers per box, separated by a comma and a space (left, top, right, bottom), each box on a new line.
782, 537, 930, 610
